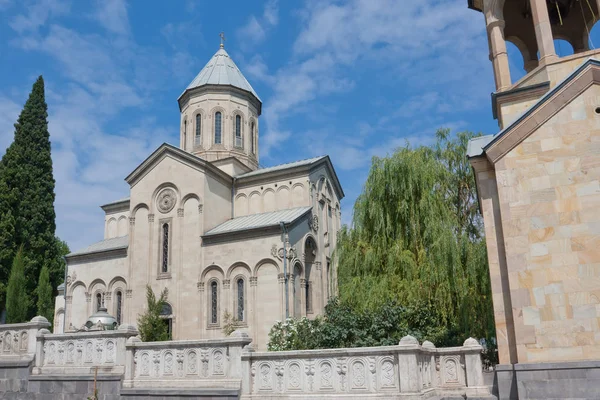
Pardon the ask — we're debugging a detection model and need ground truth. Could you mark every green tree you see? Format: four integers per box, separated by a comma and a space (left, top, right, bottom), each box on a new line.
335, 129, 494, 344
6, 247, 30, 323
0, 76, 60, 316
36, 265, 54, 325
137, 285, 170, 342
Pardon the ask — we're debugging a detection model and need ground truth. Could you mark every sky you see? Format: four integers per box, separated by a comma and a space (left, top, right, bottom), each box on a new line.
0, 0, 598, 252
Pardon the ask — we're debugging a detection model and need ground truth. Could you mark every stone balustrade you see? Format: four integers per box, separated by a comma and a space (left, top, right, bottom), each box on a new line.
122, 331, 252, 390
32, 324, 138, 375
240, 336, 490, 399
0, 316, 50, 359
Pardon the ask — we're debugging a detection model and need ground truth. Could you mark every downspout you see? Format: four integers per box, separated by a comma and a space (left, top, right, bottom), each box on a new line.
279, 221, 289, 319
231, 177, 236, 217
62, 255, 67, 333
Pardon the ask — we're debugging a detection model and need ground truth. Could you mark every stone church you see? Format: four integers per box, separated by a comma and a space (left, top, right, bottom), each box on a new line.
53, 42, 344, 350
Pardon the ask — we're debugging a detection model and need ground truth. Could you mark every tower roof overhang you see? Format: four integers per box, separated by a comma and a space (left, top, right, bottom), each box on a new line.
467, 0, 483, 12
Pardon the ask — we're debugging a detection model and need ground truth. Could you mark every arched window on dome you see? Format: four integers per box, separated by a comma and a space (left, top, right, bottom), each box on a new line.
251, 121, 256, 154
234, 115, 242, 148
195, 114, 202, 147
183, 119, 187, 150
214, 112, 222, 144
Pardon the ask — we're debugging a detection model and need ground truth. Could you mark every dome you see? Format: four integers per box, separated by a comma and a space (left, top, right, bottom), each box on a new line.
181, 47, 261, 103
85, 307, 118, 330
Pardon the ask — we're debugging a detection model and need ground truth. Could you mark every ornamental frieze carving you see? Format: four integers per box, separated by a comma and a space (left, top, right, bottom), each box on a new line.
271, 244, 297, 261
308, 214, 319, 232
66, 271, 77, 286
157, 188, 177, 214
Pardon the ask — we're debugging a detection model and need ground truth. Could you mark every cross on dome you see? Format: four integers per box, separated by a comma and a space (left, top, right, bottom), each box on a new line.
219, 32, 225, 49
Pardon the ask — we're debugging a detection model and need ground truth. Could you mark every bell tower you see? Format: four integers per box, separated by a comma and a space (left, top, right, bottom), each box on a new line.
177, 35, 262, 174
469, 0, 600, 128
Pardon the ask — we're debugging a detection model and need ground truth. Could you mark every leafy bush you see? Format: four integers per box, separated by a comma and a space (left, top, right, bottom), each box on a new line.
137, 285, 170, 342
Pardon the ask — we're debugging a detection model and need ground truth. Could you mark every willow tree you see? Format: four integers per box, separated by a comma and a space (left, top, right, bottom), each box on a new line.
336, 129, 494, 343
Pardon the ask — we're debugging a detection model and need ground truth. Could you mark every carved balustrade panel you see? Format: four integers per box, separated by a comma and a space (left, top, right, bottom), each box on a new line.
250, 355, 398, 395
0, 330, 29, 355
42, 337, 117, 367
132, 346, 228, 380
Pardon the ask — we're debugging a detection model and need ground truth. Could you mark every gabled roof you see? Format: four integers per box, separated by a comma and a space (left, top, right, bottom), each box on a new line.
468, 58, 600, 162
235, 155, 345, 200
182, 47, 260, 102
67, 236, 128, 258
125, 143, 233, 187
204, 207, 312, 237
100, 197, 130, 213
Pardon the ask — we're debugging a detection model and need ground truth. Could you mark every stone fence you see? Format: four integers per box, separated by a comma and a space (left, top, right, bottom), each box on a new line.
240, 336, 489, 399
122, 332, 252, 389
0, 316, 50, 360
0, 318, 491, 399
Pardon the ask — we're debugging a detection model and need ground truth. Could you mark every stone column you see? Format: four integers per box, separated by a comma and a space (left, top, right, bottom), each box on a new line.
530, 0, 557, 65
315, 262, 323, 312
278, 273, 285, 320
397, 335, 420, 393
250, 277, 258, 339
463, 338, 487, 398
484, 0, 511, 91
300, 279, 307, 317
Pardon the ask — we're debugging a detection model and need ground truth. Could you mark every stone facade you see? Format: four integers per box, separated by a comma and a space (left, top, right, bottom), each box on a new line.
54, 45, 344, 352
468, 0, 600, 398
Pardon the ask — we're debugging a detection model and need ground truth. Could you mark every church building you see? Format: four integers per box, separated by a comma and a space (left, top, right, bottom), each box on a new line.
53, 41, 344, 350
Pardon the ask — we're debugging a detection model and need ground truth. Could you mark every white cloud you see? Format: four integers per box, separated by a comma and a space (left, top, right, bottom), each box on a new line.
9, 0, 69, 33
0, 96, 21, 152
92, 0, 130, 36
236, 0, 279, 47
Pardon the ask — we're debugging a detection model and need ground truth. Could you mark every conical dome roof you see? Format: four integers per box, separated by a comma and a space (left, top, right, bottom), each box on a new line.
182, 47, 261, 102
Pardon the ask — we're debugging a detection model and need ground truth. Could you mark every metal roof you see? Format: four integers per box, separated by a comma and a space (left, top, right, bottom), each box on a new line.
466, 135, 494, 158
204, 207, 312, 237
68, 235, 129, 257
236, 156, 327, 179
184, 47, 260, 101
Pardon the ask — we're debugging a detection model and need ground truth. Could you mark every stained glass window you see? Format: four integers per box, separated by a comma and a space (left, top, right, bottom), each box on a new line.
235, 115, 242, 148
195, 114, 201, 146
215, 112, 222, 144
251, 122, 255, 154
211, 281, 218, 324
162, 223, 169, 273
237, 278, 244, 321
116, 291, 122, 325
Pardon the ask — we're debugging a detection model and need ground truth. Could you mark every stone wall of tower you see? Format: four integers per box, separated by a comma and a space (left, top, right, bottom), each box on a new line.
180, 91, 259, 171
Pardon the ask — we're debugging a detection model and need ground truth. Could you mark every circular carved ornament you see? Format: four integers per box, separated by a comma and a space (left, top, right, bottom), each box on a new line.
157, 188, 177, 214
308, 214, 319, 232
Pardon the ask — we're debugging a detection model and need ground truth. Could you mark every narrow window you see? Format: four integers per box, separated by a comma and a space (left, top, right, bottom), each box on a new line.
183, 119, 187, 150
161, 303, 173, 339
116, 291, 122, 325
195, 114, 201, 146
96, 293, 102, 311
162, 223, 169, 273
214, 112, 222, 144
306, 282, 312, 313
211, 281, 218, 324
251, 122, 255, 154
235, 115, 242, 148
237, 278, 244, 321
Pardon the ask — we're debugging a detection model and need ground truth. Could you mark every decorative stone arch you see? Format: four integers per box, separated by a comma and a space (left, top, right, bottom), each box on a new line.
226, 262, 253, 280
254, 258, 280, 276
68, 281, 86, 297
106, 217, 117, 238
89, 279, 107, 312
209, 105, 227, 147
200, 264, 225, 282
262, 188, 276, 212
179, 193, 202, 209
206, 277, 221, 327
108, 276, 127, 293
132, 202, 149, 216
302, 233, 319, 259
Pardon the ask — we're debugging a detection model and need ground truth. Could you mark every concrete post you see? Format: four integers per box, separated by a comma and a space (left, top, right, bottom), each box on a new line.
463, 338, 489, 398
530, 0, 557, 65
398, 335, 420, 393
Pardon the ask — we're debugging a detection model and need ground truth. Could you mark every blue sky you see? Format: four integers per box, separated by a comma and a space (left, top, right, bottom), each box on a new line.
0, 0, 598, 251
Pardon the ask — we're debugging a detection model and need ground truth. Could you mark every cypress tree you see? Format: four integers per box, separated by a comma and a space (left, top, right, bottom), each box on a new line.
6, 247, 30, 323
36, 265, 54, 325
0, 76, 60, 316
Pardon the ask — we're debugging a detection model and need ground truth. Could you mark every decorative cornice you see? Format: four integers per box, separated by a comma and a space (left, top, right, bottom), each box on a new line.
177, 208, 184, 217
197, 282, 205, 292
223, 279, 231, 289
126, 289, 132, 298
148, 214, 155, 223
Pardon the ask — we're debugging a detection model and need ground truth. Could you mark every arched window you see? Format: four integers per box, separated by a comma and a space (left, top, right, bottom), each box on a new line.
251, 121, 256, 154
183, 119, 187, 150
96, 292, 103, 312
234, 115, 242, 148
161, 303, 173, 339
214, 112, 222, 144
236, 278, 244, 321
195, 114, 201, 146
115, 291, 122, 325
161, 223, 169, 273
210, 281, 218, 324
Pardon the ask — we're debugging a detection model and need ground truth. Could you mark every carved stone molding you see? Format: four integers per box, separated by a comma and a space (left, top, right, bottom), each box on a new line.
277, 273, 285, 284
148, 214, 155, 223
300, 278, 307, 288
249, 277, 258, 287
104, 292, 112, 301
129, 217, 135, 226
223, 279, 231, 289
197, 282, 205, 292
66, 271, 77, 287
65, 296, 73, 305
126, 289, 133, 299
198, 204, 204, 214
177, 208, 184, 217
271, 244, 297, 261
85, 292, 91, 303
308, 214, 319, 232
315, 262, 322, 271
